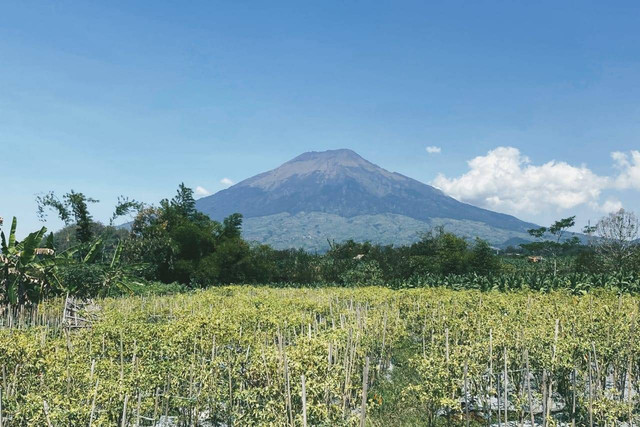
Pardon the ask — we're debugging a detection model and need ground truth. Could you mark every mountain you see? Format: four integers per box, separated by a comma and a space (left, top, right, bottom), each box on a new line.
196, 149, 537, 251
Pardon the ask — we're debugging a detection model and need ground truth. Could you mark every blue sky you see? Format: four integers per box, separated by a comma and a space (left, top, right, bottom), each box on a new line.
1, 1, 640, 236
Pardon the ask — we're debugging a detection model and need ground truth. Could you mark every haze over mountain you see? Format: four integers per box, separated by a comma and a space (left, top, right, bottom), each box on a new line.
196, 149, 537, 251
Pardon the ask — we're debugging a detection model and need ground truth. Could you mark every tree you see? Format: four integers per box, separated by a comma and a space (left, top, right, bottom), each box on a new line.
170, 183, 196, 218
595, 209, 639, 274
222, 213, 243, 239
110, 196, 143, 225
37, 190, 98, 244
468, 239, 500, 275
340, 259, 384, 286
434, 232, 469, 275
525, 216, 577, 276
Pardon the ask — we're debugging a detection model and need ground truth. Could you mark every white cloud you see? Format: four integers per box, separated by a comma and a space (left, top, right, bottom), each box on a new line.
592, 198, 623, 213
194, 186, 211, 197
612, 150, 640, 190
432, 146, 610, 214
220, 177, 234, 187
426, 146, 442, 154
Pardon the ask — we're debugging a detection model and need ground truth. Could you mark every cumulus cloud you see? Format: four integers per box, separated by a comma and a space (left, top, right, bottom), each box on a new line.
194, 186, 211, 197
612, 150, 640, 190
426, 146, 442, 154
432, 147, 610, 214
220, 177, 234, 187
591, 198, 624, 213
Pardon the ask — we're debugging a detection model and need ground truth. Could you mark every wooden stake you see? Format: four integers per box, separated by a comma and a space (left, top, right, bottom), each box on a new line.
301, 375, 308, 427
360, 357, 370, 427
546, 319, 559, 424
284, 356, 293, 426
588, 352, 593, 427
445, 327, 450, 363
488, 329, 493, 427
119, 331, 124, 384
152, 387, 160, 425
464, 359, 470, 427
89, 379, 99, 427
503, 347, 508, 426
135, 391, 141, 427
121, 394, 129, 427
571, 367, 576, 427
525, 350, 535, 427
43, 400, 53, 427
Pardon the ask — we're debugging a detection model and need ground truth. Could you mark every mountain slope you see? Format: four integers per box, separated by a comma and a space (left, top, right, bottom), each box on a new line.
196, 149, 537, 250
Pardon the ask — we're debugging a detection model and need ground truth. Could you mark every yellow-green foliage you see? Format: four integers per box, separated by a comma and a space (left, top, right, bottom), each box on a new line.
1, 287, 639, 426
0, 287, 404, 426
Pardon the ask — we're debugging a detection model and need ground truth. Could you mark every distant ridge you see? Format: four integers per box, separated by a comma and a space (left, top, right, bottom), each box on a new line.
196, 149, 537, 251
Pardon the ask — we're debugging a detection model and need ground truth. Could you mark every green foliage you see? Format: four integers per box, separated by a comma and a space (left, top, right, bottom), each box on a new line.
36, 190, 99, 244
122, 184, 250, 286
524, 216, 580, 276
340, 260, 384, 286
468, 239, 500, 275
110, 196, 143, 225
19, 184, 640, 297
168, 182, 197, 218
0, 217, 69, 303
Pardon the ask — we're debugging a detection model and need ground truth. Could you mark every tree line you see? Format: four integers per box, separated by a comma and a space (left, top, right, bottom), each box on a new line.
1, 184, 639, 303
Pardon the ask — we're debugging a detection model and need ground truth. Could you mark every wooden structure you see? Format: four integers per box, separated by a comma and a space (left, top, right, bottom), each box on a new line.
62, 295, 95, 329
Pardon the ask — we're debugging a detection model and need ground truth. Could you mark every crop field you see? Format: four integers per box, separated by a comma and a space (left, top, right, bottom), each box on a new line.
1, 286, 639, 426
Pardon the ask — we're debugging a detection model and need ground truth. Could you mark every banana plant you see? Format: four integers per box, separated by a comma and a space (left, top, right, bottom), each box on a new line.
1, 217, 47, 303
0, 217, 75, 304
97, 240, 138, 296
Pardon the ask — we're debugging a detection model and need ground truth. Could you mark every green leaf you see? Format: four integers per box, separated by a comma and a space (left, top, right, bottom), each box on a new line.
8, 216, 17, 249
7, 276, 18, 304
110, 240, 123, 269
116, 279, 134, 295
83, 238, 103, 264
45, 232, 55, 249
1, 231, 7, 254
18, 226, 47, 266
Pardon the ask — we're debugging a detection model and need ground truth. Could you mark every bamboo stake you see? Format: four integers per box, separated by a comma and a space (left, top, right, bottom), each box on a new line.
588, 352, 593, 427
572, 367, 576, 427
546, 319, 559, 424
43, 400, 53, 427
464, 359, 470, 427
284, 355, 293, 426
518, 347, 525, 427
488, 329, 493, 427
88, 379, 99, 427
119, 331, 124, 384
445, 327, 450, 363
525, 350, 535, 427
360, 357, 370, 427
497, 368, 501, 427
381, 311, 387, 368
152, 387, 160, 425
121, 394, 129, 427
591, 342, 600, 394
504, 346, 508, 426
135, 391, 141, 427
627, 314, 636, 426
541, 369, 548, 427
229, 358, 234, 425
302, 375, 308, 427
